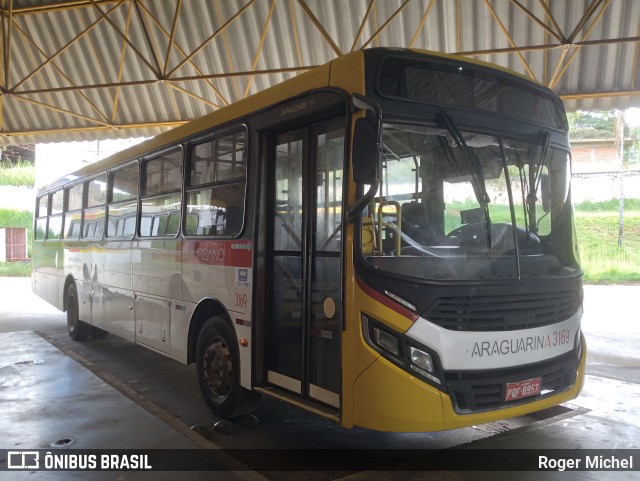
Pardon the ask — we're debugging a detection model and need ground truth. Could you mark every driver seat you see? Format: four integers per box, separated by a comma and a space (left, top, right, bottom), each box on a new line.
401, 202, 435, 245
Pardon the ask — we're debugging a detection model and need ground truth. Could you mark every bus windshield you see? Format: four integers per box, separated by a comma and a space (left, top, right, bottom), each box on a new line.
361, 122, 579, 281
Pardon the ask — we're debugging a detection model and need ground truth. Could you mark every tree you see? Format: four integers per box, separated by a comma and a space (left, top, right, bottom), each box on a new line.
568, 109, 639, 167
567, 109, 631, 140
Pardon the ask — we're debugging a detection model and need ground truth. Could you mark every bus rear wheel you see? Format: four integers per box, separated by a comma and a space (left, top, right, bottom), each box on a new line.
66, 284, 91, 341
195, 315, 260, 419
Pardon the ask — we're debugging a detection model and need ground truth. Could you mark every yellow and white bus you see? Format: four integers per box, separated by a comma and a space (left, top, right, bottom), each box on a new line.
33, 48, 585, 432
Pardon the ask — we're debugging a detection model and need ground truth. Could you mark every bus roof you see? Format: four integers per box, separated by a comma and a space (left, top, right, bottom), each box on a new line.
37, 48, 555, 194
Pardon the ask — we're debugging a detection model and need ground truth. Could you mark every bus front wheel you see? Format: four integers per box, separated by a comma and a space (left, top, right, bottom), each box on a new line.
195, 315, 260, 419
66, 284, 91, 341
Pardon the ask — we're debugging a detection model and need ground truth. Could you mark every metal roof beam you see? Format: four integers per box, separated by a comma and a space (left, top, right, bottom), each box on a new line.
15, 66, 316, 96
89, 0, 161, 78
537, 0, 566, 41
165, 82, 222, 110
12, 94, 111, 127
509, 0, 563, 43
12, 20, 110, 124
5, 0, 117, 16
561, 89, 640, 101
289, 0, 303, 65
351, 0, 375, 53
458, 35, 640, 57
135, 0, 229, 106
409, 0, 436, 49
296, 0, 343, 56
3, 0, 13, 90
484, 0, 537, 81
166, 0, 257, 78
360, 0, 414, 50
11, 0, 126, 92
568, 0, 605, 44
132, 0, 162, 75
632, 17, 640, 90
244, 0, 276, 99
214, 0, 241, 100
111, 0, 134, 123
549, 0, 612, 89
1, 119, 186, 139
457, 0, 462, 53
162, 0, 182, 77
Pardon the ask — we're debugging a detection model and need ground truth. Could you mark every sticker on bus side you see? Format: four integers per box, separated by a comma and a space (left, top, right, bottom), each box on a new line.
236, 268, 250, 288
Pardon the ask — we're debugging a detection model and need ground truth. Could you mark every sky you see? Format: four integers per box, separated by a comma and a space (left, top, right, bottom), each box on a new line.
35, 138, 146, 188
625, 107, 640, 128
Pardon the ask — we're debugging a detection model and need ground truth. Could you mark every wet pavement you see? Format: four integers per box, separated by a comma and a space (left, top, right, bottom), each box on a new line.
0, 277, 638, 480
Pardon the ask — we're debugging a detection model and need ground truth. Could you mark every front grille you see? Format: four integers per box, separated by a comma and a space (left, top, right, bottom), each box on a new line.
425, 290, 580, 331
445, 352, 578, 413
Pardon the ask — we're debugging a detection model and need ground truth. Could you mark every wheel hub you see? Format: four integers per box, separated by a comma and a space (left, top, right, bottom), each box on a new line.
202, 339, 232, 399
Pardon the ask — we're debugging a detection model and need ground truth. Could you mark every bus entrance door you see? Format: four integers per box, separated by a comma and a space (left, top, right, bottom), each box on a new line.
267, 120, 345, 410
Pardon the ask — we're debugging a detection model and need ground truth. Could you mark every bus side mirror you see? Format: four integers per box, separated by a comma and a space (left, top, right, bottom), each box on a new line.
541, 173, 551, 213
347, 94, 382, 221
352, 117, 379, 185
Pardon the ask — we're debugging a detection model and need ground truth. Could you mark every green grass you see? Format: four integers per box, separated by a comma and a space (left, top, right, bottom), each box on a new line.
0, 161, 35, 187
575, 198, 640, 213
0, 261, 32, 277
575, 206, 640, 284
445, 199, 639, 284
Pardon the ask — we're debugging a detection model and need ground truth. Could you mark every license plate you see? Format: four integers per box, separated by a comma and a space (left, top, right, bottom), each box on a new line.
505, 377, 542, 401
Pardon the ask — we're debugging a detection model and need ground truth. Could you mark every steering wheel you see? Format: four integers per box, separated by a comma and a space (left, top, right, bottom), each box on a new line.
446, 223, 540, 250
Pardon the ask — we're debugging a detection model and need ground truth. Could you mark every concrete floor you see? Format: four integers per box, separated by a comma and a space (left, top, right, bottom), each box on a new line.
0, 277, 638, 480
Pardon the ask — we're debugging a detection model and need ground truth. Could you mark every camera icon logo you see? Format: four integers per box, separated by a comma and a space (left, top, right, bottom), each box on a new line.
7, 451, 40, 470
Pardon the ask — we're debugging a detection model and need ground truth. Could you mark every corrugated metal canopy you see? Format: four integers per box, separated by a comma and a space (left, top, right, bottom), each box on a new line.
1, 0, 639, 146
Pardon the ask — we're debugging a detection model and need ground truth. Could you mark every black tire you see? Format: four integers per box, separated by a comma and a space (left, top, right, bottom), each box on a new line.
91, 326, 109, 339
66, 284, 91, 341
195, 315, 260, 419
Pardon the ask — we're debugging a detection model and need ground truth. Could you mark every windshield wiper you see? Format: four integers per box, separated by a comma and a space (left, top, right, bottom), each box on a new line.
498, 137, 522, 279
520, 131, 551, 235
439, 112, 492, 247
530, 131, 551, 233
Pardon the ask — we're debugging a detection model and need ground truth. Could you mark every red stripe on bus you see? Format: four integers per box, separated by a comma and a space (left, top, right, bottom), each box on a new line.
355, 276, 418, 323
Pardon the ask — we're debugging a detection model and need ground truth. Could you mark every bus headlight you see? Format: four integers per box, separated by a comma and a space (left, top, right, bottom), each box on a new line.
410, 346, 434, 373
373, 326, 400, 356
362, 314, 443, 388
575, 329, 583, 360
408, 346, 441, 384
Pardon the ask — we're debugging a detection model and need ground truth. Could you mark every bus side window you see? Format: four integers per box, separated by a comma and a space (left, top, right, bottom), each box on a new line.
64, 183, 83, 239
140, 150, 182, 238
47, 214, 63, 240
185, 129, 247, 237
35, 195, 48, 240
140, 215, 153, 237
83, 174, 107, 240
108, 163, 138, 239
123, 216, 136, 237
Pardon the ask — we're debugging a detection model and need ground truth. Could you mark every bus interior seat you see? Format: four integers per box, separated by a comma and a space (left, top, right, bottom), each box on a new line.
361, 216, 376, 254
